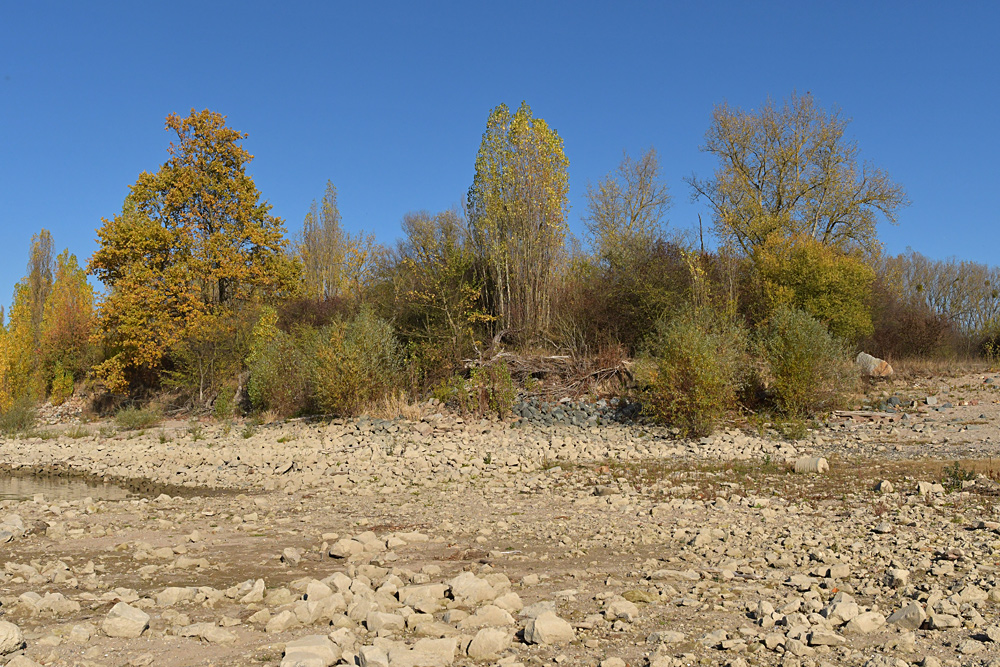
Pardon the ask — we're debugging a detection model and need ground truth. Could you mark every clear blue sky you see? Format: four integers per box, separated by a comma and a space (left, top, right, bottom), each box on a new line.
1, 2, 998, 314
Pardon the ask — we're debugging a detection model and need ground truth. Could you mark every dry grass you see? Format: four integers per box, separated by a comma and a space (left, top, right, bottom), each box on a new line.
367, 390, 423, 421
889, 356, 988, 380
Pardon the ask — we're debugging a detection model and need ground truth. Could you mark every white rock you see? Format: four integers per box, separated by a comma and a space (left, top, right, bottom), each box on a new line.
523, 611, 575, 645
466, 627, 510, 660
0, 621, 25, 654
282, 634, 340, 667
101, 602, 150, 638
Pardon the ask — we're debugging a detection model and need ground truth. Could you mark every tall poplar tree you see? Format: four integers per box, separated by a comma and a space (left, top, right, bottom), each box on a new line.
467, 101, 569, 339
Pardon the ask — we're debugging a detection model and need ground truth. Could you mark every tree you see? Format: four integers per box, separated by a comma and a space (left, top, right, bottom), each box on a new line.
89, 109, 299, 393
2, 230, 56, 402
688, 92, 907, 255
468, 101, 569, 339
392, 209, 486, 374
584, 147, 671, 267
38, 250, 95, 399
298, 180, 346, 300
755, 234, 875, 341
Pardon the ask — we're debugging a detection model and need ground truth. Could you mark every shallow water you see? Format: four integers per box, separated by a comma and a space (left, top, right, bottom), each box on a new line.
0, 474, 135, 502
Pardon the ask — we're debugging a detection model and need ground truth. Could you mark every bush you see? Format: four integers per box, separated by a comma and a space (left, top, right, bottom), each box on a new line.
757, 308, 856, 416
50, 364, 74, 405
641, 306, 748, 437
311, 307, 404, 416
114, 406, 162, 431
431, 361, 516, 419
246, 308, 312, 417
0, 397, 37, 435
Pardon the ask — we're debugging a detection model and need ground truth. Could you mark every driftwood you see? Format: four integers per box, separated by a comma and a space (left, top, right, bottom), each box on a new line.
463, 351, 633, 398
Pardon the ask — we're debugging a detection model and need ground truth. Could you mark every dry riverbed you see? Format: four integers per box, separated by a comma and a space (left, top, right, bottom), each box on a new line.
4, 374, 1000, 666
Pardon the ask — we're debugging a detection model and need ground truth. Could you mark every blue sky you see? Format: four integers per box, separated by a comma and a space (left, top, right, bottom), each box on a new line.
1, 2, 998, 313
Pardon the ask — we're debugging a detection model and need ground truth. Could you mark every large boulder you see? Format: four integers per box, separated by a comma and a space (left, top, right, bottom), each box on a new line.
856, 352, 893, 377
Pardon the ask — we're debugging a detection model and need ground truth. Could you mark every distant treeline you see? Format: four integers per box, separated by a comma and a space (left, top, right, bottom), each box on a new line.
0, 94, 992, 433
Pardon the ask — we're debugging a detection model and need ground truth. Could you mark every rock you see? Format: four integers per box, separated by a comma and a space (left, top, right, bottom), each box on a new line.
808, 629, 845, 646
928, 613, 961, 630
358, 645, 389, 667
449, 571, 496, 605
876, 480, 894, 493
266, 609, 300, 633
0, 621, 25, 654
156, 586, 194, 606
600, 659, 626, 667
179, 622, 237, 643
366, 611, 405, 635
886, 601, 925, 631
240, 578, 266, 603
886, 569, 909, 588
282, 547, 302, 566
984, 625, 1000, 642
604, 596, 640, 622
467, 627, 510, 660
957, 639, 984, 654
101, 602, 150, 638
648, 630, 686, 643
917, 481, 945, 494
844, 611, 886, 634
68, 623, 95, 643
523, 611, 575, 645
6, 657, 42, 667
794, 456, 829, 474
622, 589, 658, 604
856, 352, 893, 377
282, 634, 340, 667
459, 604, 514, 629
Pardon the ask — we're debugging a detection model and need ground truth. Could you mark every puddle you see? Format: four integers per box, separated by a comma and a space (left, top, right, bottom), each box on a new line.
0, 474, 135, 502
0, 464, 233, 503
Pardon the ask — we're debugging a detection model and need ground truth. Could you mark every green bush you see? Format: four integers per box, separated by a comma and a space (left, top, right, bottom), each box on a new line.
114, 406, 162, 431
311, 307, 404, 416
641, 306, 748, 437
757, 307, 856, 416
0, 397, 37, 436
246, 307, 312, 416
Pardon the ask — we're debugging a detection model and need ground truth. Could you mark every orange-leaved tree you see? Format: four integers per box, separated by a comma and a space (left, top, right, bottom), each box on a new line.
89, 109, 299, 394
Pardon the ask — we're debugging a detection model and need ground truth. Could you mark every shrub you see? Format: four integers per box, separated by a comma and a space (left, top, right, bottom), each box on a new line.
641, 306, 748, 437
0, 397, 37, 435
246, 307, 312, 417
311, 307, 404, 416
49, 364, 75, 405
114, 405, 162, 431
757, 308, 856, 416
430, 361, 516, 419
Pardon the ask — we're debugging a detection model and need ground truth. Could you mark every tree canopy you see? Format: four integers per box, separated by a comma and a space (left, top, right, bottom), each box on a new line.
688, 92, 908, 255
89, 109, 299, 392
468, 101, 569, 339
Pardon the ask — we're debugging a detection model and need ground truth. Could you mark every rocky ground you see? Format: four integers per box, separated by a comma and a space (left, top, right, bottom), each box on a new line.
3, 374, 1000, 666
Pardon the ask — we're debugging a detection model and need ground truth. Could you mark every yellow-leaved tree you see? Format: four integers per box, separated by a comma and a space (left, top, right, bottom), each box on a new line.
89, 109, 300, 395
468, 101, 569, 340
38, 250, 95, 403
688, 92, 907, 256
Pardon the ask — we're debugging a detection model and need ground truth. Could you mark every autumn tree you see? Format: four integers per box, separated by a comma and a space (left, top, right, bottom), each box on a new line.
584, 147, 671, 267
755, 234, 875, 341
38, 250, 96, 402
688, 92, 907, 255
391, 209, 486, 377
298, 180, 346, 300
468, 101, 569, 339
2, 231, 56, 402
89, 109, 299, 394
